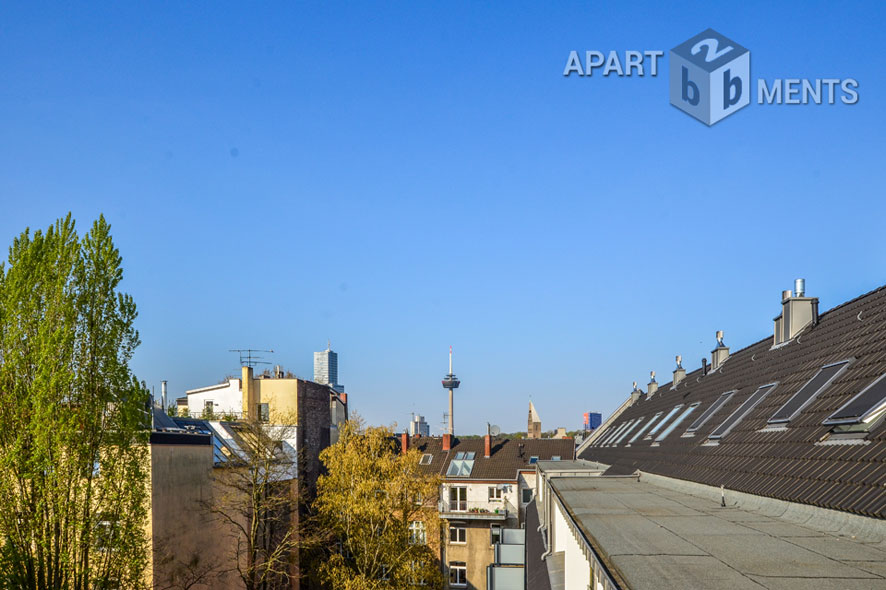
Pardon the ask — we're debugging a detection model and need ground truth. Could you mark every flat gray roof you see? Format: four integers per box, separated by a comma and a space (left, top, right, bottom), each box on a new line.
551, 476, 886, 590
536, 459, 607, 472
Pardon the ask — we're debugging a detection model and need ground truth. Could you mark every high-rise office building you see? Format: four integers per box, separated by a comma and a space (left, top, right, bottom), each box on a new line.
409, 414, 430, 437
314, 343, 344, 393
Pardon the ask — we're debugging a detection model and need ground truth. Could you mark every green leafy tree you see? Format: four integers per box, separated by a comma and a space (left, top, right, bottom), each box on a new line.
0, 215, 150, 589
311, 418, 443, 590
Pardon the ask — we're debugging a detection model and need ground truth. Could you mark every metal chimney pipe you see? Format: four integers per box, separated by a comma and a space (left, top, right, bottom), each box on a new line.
794, 278, 805, 298
161, 380, 168, 411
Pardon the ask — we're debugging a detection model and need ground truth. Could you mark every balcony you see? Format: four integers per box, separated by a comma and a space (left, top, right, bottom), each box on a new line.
438, 499, 513, 520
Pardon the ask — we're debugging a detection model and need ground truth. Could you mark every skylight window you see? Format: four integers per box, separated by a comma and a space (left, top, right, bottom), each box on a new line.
420, 454, 433, 465
446, 453, 475, 477
529, 456, 539, 464
824, 372, 886, 426
686, 391, 733, 434
708, 384, 777, 440
598, 422, 627, 446
614, 417, 644, 445
601, 421, 631, 446
628, 412, 661, 443
645, 405, 683, 438
770, 361, 850, 424
655, 403, 700, 441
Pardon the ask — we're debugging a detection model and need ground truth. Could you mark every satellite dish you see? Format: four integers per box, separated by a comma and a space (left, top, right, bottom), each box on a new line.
490, 424, 501, 437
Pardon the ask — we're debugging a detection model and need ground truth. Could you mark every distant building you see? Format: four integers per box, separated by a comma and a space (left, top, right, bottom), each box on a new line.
584, 411, 602, 430
410, 414, 430, 437
314, 344, 345, 393
527, 401, 541, 439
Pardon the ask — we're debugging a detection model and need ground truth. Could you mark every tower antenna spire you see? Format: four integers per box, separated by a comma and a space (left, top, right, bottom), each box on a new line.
441, 346, 461, 436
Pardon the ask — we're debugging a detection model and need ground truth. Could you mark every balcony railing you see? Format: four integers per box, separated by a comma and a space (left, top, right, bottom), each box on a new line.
438, 499, 514, 519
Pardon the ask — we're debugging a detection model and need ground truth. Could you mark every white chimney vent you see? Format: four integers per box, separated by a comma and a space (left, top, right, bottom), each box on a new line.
712, 331, 730, 370
672, 355, 686, 389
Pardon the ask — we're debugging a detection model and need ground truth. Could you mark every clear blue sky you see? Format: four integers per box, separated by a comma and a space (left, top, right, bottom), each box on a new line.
1, 1, 883, 434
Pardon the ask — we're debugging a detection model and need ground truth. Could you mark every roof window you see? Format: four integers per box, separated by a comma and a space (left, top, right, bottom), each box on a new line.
645, 405, 684, 439
824, 372, 886, 428
655, 403, 700, 441
769, 360, 850, 424
708, 384, 777, 440
685, 391, 733, 435
628, 412, 661, 443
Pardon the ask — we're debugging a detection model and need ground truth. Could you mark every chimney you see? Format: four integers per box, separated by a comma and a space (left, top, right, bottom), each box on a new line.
400, 432, 409, 455
774, 279, 819, 346
672, 355, 686, 389
630, 381, 644, 404
647, 371, 659, 397
274, 364, 284, 379
442, 433, 452, 451
484, 434, 491, 458
242, 365, 255, 420
711, 330, 730, 370
161, 380, 168, 411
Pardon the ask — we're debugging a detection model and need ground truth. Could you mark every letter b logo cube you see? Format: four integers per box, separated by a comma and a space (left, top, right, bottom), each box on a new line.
669, 28, 750, 126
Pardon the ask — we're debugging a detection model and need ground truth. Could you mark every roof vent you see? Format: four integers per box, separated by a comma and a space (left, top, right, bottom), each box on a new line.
711, 331, 730, 370
773, 279, 819, 346
647, 371, 659, 398
672, 355, 686, 389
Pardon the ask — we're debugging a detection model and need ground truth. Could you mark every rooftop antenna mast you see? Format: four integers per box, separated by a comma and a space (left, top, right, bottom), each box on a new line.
229, 348, 275, 369
441, 345, 461, 435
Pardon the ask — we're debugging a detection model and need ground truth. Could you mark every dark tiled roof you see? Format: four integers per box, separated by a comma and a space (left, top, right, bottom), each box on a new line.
407, 436, 575, 481
581, 285, 886, 518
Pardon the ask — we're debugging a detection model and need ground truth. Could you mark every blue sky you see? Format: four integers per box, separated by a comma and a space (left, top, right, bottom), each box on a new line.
1, 1, 883, 434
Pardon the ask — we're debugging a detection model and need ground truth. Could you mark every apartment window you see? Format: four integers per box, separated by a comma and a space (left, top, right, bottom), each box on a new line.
488, 486, 503, 501
448, 561, 467, 586
629, 412, 661, 443
379, 565, 390, 581
408, 561, 427, 586
94, 517, 115, 552
256, 403, 269, 422
490, 524, 502, 545
449, 523, 466, 544
645, 405, 683, 438
203, 400, 214, 417
420, 453, 433, 465
409, 520, 426, 545
686, 392, 733, 434
824, 372, 886, 429
521, 488, 533, 504
655, 403, 700, 441
448, 486, 467, 511
771, 361, 851, 424
709, 384, 777, 440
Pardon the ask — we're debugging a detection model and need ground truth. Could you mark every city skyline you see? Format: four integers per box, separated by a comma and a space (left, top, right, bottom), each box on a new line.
1, 2, 883, 434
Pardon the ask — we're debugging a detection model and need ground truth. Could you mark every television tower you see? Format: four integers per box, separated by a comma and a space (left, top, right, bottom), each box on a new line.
441, 346, 460, 435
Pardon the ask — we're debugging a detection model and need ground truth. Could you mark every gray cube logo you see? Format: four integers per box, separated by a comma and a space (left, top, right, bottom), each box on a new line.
669, 28, 750, 126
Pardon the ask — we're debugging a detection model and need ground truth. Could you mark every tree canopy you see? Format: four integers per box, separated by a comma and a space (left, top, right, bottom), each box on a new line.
0, 214, 150, 589
311, 419, 444, 590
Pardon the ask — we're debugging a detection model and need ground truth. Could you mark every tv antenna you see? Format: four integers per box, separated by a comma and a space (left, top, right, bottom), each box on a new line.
229, 348, 274, 368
